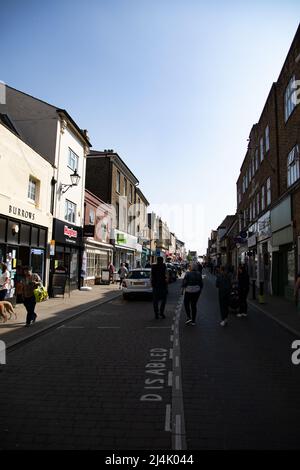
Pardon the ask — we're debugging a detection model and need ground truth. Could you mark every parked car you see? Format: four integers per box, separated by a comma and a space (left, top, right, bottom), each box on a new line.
122, 269, 152, 300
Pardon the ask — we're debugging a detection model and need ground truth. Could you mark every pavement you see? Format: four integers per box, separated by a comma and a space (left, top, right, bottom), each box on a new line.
0, 282, 122, 348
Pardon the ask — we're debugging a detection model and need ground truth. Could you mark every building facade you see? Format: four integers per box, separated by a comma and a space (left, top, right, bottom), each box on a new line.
0, 119, 53, 294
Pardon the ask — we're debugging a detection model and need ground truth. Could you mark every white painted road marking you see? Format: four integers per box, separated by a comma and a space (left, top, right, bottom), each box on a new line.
165, 404, 171, 432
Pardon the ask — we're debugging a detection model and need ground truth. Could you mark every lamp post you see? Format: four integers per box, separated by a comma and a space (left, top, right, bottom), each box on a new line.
60, 169, 81, 194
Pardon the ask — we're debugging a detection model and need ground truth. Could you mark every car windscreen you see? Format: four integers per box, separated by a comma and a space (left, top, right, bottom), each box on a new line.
127, 271, 151, 279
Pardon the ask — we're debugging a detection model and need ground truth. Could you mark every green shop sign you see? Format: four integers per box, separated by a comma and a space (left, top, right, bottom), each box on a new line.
117, 233, 127, 245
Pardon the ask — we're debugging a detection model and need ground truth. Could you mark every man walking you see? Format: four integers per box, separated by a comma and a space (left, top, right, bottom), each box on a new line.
216, 266, 232, 327
151, 257, 168, 319
182, 262, 203, 326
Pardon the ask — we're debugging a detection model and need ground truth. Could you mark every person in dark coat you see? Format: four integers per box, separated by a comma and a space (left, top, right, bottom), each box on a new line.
151, 257, 168, 319
216, 266, 232, 326
237, 264, 250, 317
182, 263, 203, 325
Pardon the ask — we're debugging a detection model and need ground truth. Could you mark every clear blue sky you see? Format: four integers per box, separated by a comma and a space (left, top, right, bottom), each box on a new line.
1, 0, 299, 254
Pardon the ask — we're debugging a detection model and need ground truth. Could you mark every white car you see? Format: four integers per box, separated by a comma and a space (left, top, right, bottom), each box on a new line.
122, 269, 152, 300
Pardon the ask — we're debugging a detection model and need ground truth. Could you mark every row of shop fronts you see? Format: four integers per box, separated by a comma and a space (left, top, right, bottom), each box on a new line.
226, 195, 295, 301
0, 211, 151, 298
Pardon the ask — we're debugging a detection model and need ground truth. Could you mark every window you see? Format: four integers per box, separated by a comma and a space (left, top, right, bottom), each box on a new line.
287, 145, 300, 187
116, 171, 121, 193
252, 156, 255, 176
261, 186, 265, 211
285, 75, 296, 122
248, 164, 252, 182
68, 148, 79, 171
116, 202, 119, 228
238, 189, 241, 204
266, 177, 271, 206
124, 177, 127, 196
28, 177, 37, 202
89, 209, 95, 225
256, 193, 260, 215
265, 125, 270, 152
260, 137, 264, 162
255, 148, 259, 171
129, 184, 133, 203
65, 199, 76, 223
252, 199, 256, 220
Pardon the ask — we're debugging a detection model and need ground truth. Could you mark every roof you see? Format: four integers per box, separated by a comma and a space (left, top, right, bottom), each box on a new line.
88, 149, 139, 185
218, 215, 236, 231
0, 113, 19, 135
6, 85, 91, 147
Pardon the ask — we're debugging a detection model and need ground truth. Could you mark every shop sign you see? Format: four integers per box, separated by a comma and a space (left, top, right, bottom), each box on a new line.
248, 235, 257, 248
9, 204, 35, 221
83, 224, 95, 237
64, 226, 77, 239
257, 211, 271, 241
117, 233, 127, 245
113, 229, 138, 250
53, 219, 82, 245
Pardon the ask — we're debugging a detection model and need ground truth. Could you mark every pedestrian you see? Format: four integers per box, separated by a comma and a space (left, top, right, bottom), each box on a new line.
21, 266, 41, 327
295, 273, 300, 307
118, 263, 128, 289
108, 261, 115, 283
237, 264, 249, 318
197, 261, 203, 276
0, 263, 10, 301
151, 256, 168, 319
216, 266, 232, 326
182, 262, 203, 326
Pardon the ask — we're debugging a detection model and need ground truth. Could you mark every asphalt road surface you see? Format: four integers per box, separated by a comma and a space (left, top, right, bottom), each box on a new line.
0, 272, 299, 450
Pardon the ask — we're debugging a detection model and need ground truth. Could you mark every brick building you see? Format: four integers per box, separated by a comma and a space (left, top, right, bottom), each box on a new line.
235, 24, 300, 300
85, 149, 146, 269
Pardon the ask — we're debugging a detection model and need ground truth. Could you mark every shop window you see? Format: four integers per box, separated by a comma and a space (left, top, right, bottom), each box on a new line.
0, 218, 7, 243
20, 224, 30, 246
31, 226, 38, 247
39, 229, 46, 248
7, 221, 20, 244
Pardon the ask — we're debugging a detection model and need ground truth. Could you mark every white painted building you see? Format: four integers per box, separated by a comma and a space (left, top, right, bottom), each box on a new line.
0, 119, 53, 292
1, 85, 91, 291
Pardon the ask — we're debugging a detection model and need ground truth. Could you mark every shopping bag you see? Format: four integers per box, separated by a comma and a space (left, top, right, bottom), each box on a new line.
33, 286, 48, 302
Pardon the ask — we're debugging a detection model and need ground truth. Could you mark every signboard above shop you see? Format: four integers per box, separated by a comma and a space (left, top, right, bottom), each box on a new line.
52, 218, 82, 246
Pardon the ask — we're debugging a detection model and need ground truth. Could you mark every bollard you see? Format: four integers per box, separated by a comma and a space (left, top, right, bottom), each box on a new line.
252, 280, 256, 300
258, 281, 265, 304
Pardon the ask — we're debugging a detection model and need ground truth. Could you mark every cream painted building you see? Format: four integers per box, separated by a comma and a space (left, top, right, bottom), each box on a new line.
0, 119, 53, 291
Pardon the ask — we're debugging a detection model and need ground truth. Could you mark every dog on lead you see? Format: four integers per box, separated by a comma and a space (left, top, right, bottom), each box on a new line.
0, 301, 17, 322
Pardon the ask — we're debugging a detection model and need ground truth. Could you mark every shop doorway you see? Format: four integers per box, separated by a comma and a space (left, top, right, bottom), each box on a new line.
30, 248, 45, 280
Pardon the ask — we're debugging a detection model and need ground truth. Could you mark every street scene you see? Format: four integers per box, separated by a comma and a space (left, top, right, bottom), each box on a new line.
1, 0, 300, 454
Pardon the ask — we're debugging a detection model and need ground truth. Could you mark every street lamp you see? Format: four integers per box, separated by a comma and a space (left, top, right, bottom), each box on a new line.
60, 169, 81, 194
